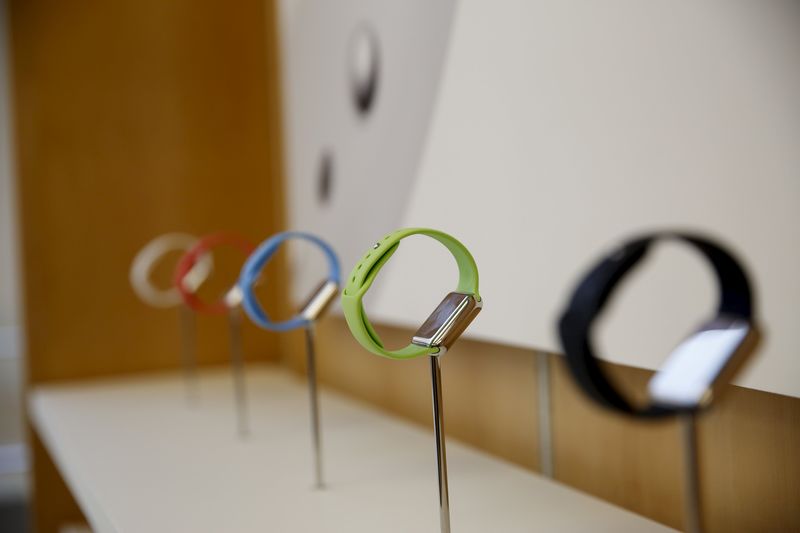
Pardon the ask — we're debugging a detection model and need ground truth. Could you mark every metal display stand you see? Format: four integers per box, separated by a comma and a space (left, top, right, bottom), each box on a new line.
429, 355, 450, 533
178, 304, 199, 401
227, 305, 249, 437
236, 231, 341, 489
129, 233, 214, 403
680, 413, 702, 533
554, 232, 761, 533
304, 323, 324, 488
535, 350, 554, 478
295, 281, 339, 489
171, 231, 256, 437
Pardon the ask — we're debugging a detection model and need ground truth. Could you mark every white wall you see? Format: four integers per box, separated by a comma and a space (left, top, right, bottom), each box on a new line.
370, 1, 800, 398
281, 1, 800, 398
279, 0, 457, 299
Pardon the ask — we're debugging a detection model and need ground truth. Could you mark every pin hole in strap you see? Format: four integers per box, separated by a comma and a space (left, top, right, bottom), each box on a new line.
346, 241, 401, 295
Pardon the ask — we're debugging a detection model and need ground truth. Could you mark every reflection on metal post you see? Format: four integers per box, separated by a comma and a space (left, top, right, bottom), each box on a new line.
430, 355, 451, 533
228, 307, 249, 437
178, 304, 198, 402
680, 413, 702, 533
305, 323, 324, 489
536, 351, 554, 478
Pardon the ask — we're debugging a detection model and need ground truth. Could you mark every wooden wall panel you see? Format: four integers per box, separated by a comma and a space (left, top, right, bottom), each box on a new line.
698, 380, 800, 532
11, 0, 282, 382
298, 317, 800, 532
552, 362, 685, 528
10, 0, 286, 383
8, 0, 287, 530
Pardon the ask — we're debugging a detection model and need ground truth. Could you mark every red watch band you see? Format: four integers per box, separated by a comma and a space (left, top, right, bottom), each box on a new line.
174, 232, 255, 315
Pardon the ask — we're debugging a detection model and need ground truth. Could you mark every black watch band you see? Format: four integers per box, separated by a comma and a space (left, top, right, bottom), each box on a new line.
557, 232, 754, 418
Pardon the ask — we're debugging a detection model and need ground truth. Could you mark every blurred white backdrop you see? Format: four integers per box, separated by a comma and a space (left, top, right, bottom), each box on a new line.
280, 1, 800, 398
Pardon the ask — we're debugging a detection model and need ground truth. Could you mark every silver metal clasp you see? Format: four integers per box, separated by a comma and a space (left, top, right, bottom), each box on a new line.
411, 292, 482, 355
300, 279, 340, 322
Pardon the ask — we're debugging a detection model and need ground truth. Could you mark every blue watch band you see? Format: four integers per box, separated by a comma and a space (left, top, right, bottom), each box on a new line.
239, 231, 341, 332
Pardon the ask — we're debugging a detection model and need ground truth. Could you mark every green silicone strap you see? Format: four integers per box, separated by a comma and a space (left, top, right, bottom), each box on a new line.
341, 228, 481, 360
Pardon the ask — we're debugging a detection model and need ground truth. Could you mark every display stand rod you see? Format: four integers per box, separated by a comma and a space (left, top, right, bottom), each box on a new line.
178, 304, 198, 401
228, 307, 249, 437
304, 323, 324, 489
535, 351, 554, 478
680, 413, 702, 533
429, 355, 451, 533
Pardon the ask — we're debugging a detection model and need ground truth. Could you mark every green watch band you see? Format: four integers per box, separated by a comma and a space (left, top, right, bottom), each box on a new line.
341, 228, 481, 359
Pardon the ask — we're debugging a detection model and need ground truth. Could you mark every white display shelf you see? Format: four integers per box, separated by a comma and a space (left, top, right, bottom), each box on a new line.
29, 364, 674, 532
